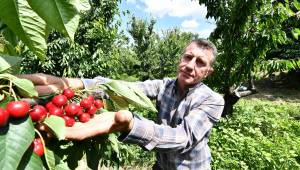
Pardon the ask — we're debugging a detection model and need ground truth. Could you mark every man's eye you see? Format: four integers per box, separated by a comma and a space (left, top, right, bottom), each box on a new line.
196, 59, 204, 65
184, 55, 192, 60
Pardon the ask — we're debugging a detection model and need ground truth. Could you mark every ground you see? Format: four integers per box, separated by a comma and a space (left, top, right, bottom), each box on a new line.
246, 77, 300, 103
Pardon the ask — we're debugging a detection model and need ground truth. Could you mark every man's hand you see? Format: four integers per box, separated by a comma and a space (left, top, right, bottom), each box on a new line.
64, 110, 134, 140
17, 73, 84, 95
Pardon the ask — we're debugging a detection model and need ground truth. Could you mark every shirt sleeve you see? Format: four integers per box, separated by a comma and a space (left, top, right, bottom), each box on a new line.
81, 76, 111, 89
119, 93, 224, 153
82, 77, 165, 99
81, 76, 111, 98
135, 79, 165, 99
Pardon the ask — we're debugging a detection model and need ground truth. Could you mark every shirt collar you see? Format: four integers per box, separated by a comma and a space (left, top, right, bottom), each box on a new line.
173, 79, 203, 97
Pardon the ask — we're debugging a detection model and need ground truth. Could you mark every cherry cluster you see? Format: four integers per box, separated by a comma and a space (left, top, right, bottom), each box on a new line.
0, 88, 103, 157
44, 88, 104, 127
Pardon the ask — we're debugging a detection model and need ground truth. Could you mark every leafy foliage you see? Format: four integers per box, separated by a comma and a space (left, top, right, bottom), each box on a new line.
210, 98, 300, 169
20, 0, 123, 78
200, 0, 299, 94
127, 17, 198, 80
0, 0, 90, 59
154, 29, 198, 79
0, 116, 35, 169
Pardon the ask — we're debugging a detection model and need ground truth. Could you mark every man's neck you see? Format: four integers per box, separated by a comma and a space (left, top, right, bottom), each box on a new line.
176, 80, 202, 97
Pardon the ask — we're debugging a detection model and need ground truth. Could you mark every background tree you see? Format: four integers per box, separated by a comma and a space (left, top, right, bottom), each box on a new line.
198, 0, 300, 116
0, 0, 90, 59
128, 16, 158, 80
20, 0, 125, 78
154, 29, 198, 79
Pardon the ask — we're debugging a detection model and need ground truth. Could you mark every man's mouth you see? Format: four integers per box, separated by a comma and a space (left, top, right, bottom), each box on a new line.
180, 70, 193, 78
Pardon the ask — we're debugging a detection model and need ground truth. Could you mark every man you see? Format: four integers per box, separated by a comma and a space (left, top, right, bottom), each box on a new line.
20, 39, 224, 170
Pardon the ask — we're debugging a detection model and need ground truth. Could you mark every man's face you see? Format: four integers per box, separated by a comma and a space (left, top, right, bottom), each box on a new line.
177, 42, 214, 89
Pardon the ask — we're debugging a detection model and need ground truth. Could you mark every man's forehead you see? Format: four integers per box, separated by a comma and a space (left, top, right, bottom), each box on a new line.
184, 43, 213, 59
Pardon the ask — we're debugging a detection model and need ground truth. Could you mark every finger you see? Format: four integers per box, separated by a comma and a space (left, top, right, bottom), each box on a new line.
35, 85, 61, 95
17, 73, 49, 85
115, 110, 132, 124
65, 113, 115, 140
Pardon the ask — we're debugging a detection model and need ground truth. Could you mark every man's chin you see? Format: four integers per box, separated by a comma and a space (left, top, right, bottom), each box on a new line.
178, 78, 195, 86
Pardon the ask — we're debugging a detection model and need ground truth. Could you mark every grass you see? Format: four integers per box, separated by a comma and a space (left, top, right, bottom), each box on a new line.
210, 97, 300, 170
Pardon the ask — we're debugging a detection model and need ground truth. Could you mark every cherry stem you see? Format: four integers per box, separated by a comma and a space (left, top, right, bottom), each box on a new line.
9, 80, 17, 101
34, 128, 46, 150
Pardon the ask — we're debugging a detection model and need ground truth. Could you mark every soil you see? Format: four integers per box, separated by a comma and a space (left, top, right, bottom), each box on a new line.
245, 77, 300, 103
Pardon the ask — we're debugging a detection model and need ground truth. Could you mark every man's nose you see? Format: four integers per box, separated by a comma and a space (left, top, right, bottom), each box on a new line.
185, 58, 196, 69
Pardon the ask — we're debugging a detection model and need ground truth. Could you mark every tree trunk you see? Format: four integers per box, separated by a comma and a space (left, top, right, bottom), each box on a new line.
222, 91, 240, 117
222, 72, 258, 117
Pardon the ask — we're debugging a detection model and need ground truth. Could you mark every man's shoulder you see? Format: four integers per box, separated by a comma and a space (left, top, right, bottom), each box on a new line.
195, 83, 224, 104
193, 84, 224, 121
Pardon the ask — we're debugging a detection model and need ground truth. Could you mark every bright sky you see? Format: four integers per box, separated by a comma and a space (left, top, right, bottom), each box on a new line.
119, 0, 216, 38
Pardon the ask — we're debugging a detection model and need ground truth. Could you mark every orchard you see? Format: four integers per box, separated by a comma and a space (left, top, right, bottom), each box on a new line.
0, 0, 299, 169
0, 72, 156, 169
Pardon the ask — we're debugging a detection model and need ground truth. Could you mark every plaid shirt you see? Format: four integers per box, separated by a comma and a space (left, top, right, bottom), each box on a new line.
83, 77, 224, 170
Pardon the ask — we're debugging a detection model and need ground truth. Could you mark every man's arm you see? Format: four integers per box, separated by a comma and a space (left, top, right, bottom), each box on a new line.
119, 94, 224, 153
64, 110, 134, 140
17, 73, 84, 95
18, 73, 135, 139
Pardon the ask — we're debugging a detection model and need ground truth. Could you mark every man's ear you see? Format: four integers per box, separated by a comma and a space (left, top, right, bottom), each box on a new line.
206, 67, 214, 77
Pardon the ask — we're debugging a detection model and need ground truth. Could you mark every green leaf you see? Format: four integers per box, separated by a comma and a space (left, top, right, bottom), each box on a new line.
291, 28, 300, 40
12, 78, 38, 98
103, 99, 116, 111
45, 146, 70, 170
74, 0, 91, 11
127, 83, 157, 112
100, 81, 157, 112
26, 0, 88, 41
55, 162, 70, 170
108, 134, 120, 155
0, 95, 12, 108
107, 92, 130, 110
43, 116, 66, 140
0, 73, 17, 80
1, 26, 18, 47
293, 0, 300, 10
0, 116, 35, 170
64, 141, 85, 170
0, 0, 47, 59
86, 140, 100, 170
17, 149, 44, 170
99, 108, 109, 113
0, 55, 21, 74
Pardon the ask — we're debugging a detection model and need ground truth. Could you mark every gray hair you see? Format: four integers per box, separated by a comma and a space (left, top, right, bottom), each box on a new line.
189, 39, 218, 65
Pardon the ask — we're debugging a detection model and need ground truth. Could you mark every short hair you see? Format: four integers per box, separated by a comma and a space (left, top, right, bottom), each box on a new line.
189, 39, 218, 65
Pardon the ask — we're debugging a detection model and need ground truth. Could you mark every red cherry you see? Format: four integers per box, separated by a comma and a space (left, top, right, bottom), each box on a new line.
94, 99, 103, 109
32, 138, 44, 156
29, 105, 47, 122
48, 107, 64, 117
62, 115, 75, 127
0, 108, 9, 127
64, 103, 79, 116
87, 105, 97, 116
6, 101, 30, 118
52, 95, 67, 107
45, 102, 56, 110
80, 98, 92, 109
86, 95, 94, 104
63, 88, 75, 99
79, 113, 90, 123
77, 107, 84, 116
